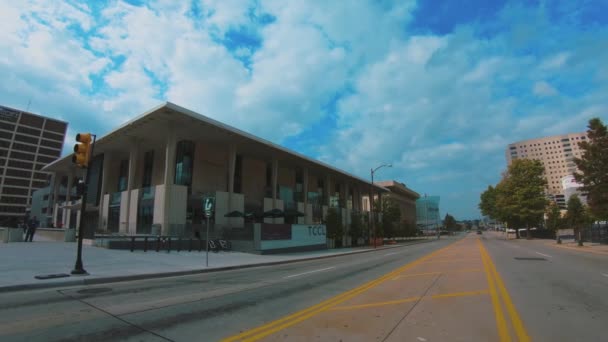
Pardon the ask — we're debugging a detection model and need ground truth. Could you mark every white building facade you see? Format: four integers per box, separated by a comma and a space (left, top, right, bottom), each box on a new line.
43, 103, 385, 242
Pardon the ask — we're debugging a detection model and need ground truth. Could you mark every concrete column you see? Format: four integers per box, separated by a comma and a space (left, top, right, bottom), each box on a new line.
65, 173, 74, 203
98, 152, 111, 231
271, 159, 278, 208
163, 125, 176, 233
344, 182, 350, 210
303, 168, 309, 207
227, 144, 236, 210
325, 175, 331, 207
50, 172, 61, 223
125, 139, 139, 234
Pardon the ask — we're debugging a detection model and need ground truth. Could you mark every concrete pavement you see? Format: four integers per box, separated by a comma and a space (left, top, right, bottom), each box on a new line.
0, 237, 432, 291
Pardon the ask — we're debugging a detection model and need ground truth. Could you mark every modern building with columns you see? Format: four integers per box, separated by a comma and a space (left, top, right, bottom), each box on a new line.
42, 102, 387, 240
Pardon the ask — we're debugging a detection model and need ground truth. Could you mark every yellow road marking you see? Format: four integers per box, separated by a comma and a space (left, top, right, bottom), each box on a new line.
330, 290, 489, 311
221, 241, 460, 342
330, 296, 421, 311
478, 239, 511, 342
392, 268, 483, 280
421, 258, 481, 263
479, 240, 531, 342
431, 289, 489, 299
392, 272, 439, 280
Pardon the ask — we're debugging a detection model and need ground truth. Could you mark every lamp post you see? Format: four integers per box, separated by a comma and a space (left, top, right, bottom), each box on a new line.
370, 164, 392, 248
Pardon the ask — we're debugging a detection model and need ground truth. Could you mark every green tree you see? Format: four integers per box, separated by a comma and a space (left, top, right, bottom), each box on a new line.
380, 197, 401, 238
479, 186, 499, 219
564, 195, 587, 246
350, 212, 364, 246
444, 213, 458, 231
496, 159, 547, 239
545, 201, 562, 232
573, 118, 608, 221
325, 207, 343, 244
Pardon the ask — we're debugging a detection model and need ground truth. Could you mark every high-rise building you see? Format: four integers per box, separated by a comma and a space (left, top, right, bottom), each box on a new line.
0, 105, 67, 224
416, 195, 440, 233
505, 132, 587, 208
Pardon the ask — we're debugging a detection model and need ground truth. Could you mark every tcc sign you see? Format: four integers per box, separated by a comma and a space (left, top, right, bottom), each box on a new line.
308, 225, 326, 236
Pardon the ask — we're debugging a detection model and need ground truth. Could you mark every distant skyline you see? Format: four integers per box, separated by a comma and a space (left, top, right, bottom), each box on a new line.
1, 0, 607, 219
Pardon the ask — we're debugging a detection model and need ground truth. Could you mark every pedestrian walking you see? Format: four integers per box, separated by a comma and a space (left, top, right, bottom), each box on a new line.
24, 216, 40, 242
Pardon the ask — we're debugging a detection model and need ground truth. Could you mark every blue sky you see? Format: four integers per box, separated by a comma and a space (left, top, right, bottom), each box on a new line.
1, 0, 607, 219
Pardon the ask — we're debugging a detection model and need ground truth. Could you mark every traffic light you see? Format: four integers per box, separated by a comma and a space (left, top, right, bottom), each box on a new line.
72, 133, 92, 168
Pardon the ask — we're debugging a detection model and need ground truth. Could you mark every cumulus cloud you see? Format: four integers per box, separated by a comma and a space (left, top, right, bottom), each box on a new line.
1, 0, 607, 219
533, 81, 558, 97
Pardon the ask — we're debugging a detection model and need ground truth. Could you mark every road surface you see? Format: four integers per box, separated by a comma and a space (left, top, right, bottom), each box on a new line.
1, 232, 606, 341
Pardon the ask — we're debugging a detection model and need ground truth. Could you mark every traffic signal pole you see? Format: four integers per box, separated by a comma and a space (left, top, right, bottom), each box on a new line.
71, 134, 96, 275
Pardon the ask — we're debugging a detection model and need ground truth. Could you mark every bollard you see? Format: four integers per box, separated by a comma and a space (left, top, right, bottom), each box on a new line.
156, 236, 161, 252
130, 236, 135, 252
144, 236, 148, 252
167, 237, 171, 253
189, 238, 193, 252
177, 237, 181, 252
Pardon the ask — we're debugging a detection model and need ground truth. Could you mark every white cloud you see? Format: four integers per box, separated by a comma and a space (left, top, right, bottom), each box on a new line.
1, 0, 607, 220
540, 52, 570, 69
533, 81, 558, 97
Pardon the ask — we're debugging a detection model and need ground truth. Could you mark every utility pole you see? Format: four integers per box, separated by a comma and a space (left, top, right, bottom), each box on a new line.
370, 164, 391, 248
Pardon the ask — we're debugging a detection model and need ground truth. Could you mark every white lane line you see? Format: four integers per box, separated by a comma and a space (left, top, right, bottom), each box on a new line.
384, 252, 399, 256
284, 267, 335, 279
536, 252, 552, 258
602, 273, 608, 278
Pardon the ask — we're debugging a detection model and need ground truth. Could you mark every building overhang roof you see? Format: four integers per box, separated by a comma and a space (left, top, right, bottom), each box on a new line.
376, 180, 420, 199
43, 102, 387, 191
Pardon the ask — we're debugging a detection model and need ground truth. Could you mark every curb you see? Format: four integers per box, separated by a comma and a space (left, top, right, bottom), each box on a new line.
0, 238, 438, 293
546, 242, 608, 256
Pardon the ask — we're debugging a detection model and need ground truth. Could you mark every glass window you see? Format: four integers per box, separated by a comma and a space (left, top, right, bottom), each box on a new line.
19, 113, 44, 128
142, 150, 154, 187
118, 159, 128, 191
44, 120, 67, 134
174, 140, 194, 189
234, 154, 242, 193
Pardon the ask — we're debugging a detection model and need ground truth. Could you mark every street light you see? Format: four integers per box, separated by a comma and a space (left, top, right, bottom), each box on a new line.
370, 164, 392, 248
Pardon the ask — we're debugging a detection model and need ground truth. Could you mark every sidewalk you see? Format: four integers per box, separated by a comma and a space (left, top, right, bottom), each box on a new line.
546, 240, 608, 255
0, 236, 434, 292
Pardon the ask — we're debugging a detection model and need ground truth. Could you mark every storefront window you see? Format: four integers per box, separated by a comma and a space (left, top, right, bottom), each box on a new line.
117, 159, 128, 192
142, 150, 154, 188
175, 140, 194, 191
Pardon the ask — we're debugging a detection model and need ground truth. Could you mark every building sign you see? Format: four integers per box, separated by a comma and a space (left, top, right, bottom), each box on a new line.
561, 175, 581, 190
260, 224, 327, 250
307, 225, 326, 237
261, 223, 291, 240
0, 106, 20, 122
203, 196, 215, 218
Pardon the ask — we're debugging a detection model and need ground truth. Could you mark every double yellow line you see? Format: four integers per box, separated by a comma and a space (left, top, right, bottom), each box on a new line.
221, 241, 461, 342
478, 239, 530, 342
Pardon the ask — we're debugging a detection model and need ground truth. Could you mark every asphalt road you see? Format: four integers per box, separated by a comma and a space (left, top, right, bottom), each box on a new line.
482, 231, 608, 341
0, 237, 456, 342
1, 232, 606, 341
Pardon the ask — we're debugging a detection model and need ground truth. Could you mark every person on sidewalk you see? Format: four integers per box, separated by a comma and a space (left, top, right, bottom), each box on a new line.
24, 216, 40, 242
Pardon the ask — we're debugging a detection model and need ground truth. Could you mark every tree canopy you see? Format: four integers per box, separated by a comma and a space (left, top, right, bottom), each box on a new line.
479, 159, 547, 238
545, 201, 562, 232
444, 213, 458, 231
573, 118, 608, 220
